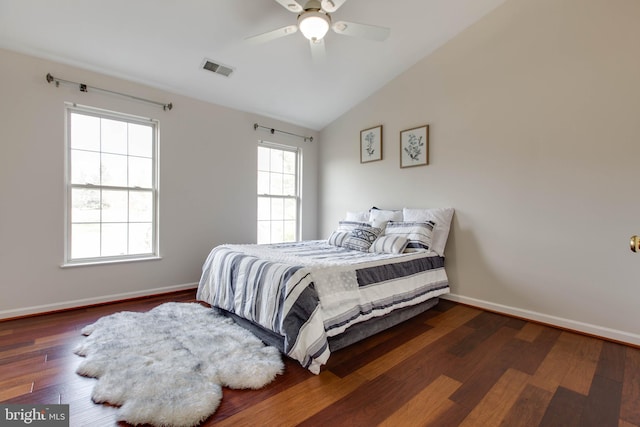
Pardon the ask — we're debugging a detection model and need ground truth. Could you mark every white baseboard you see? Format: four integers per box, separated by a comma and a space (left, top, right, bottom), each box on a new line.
442, 293, 640, 347
0, 282, 198, 320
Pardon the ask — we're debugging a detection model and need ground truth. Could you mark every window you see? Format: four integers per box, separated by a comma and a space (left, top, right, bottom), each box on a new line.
64, 104, 158, 264
257, 143, 300, 244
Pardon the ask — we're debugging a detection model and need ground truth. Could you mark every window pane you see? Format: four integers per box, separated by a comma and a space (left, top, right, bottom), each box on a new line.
101, 223, 127, 256
284, 198, 297, 220
101, 153, 128, 187
71, 150, 100, 185
257, 197, 270, 220
257, 221, 270, 244
101, 118, 127, 154
130, 191, 153, 222
284, 220, 296, 242
129, 156, 152, 188
283, 174, 295, 196
102, 189, 128, 223
270, 172, 283, 195
257, 171, 270, 195
71, 188, 101, 223
283, 151, 296, 174
70, 113, 100, 151
257, 147, 270, 171
271, 198, 284, 220
271, 221, 284, 243
71, 223, 100, 258
129, 123, 153, 157
270, 150, 283, 173
129, 222, 153, 254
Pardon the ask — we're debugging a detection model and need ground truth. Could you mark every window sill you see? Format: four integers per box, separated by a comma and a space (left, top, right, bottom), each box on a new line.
60, 256, 162, 268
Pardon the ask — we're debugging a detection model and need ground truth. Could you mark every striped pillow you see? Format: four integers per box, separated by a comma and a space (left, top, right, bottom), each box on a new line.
385, 221, 435, 252
343, 226, 382, 252
328, 231, 350, 247
369, 235, 410, 254
336, 220, 371, 233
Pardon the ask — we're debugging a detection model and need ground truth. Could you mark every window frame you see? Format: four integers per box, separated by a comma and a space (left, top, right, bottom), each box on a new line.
257, 141, 301, 244
62, 103, 160, 267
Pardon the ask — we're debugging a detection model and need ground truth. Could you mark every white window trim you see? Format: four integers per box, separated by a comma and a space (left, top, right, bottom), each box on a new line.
258, 140, 302, 243
62, 103, 161, 267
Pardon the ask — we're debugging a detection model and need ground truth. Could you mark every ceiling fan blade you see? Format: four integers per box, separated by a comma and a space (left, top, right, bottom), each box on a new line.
245, 25, 298, 44
321, 0, 347, 13
274, 0, 304, 13
332, 20, 390, 41
309, 38, 326, 64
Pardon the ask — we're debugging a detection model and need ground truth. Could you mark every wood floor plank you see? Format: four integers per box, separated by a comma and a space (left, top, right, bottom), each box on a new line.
529, 331, 600, 395
515, 321, 545, 342
538, 386, 587, 427
425, 304, 482, 329
596, 341, 627, 382
499, 383, 554, 427
459, 368, 530, 427
580, 374, 622, 427
558, 332, 603, 395
0, 382, 33, 401
378, 374, 462, 427
621, 347, 640, 425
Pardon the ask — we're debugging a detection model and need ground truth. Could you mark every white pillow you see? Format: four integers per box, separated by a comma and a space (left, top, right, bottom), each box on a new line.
328, 231, 350, 247
369, 208, 403, 228
345, 210, 369, 222
336, 220, 371, 233
369, 235, 409, 254
385, 221, 435, 252
402, 208, 454, 256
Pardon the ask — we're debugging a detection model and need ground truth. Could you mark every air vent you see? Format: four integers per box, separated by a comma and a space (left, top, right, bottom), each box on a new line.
202, 59, 234, 77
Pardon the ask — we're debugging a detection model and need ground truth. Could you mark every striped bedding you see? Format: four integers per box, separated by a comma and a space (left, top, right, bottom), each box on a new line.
197, 240, 449, 373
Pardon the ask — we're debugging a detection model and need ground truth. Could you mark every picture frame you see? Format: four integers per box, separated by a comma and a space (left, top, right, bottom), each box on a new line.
360, 125, 383, 163
400, 124, 429, 168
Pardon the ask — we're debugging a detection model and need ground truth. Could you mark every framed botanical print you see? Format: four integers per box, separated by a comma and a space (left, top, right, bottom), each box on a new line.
360, 125, 383, 163
400, 125, 429, 168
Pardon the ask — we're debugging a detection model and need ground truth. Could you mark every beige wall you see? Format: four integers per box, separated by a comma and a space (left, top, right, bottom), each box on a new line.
0, 48, 318, 317
319, 0, 640, 344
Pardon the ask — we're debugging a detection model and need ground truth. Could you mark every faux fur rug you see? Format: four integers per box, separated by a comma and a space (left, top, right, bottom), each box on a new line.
74, 302, 284, 426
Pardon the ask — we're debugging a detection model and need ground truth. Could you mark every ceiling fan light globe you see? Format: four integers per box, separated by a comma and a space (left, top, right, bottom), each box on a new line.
298, 12, 330, 40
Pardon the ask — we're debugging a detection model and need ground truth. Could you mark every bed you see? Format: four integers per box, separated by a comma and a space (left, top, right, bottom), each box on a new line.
197, 207, 453, 374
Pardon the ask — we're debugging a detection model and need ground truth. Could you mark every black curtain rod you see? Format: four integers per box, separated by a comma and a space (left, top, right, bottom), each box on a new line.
253, 123, 313, 142
46, 73, 173, 111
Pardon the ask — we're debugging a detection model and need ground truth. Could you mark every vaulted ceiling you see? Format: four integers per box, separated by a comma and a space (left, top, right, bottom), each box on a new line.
0, 0, 507, 130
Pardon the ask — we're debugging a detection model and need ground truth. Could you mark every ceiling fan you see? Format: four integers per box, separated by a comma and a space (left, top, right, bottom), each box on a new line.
246, 0, 390, 63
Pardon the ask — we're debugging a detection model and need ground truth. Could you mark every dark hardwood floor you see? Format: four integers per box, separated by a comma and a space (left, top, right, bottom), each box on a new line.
1, 290, 639, 426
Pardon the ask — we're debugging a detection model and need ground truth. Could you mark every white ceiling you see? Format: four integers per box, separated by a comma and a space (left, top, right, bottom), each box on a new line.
0, 0, 506, 130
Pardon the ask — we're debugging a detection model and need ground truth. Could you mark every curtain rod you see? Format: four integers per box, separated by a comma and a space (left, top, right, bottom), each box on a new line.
46, 73, 173, 111
253, 123, 313, 142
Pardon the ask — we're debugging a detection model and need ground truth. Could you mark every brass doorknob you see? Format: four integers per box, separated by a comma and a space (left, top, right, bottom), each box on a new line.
631, 235, 640, 252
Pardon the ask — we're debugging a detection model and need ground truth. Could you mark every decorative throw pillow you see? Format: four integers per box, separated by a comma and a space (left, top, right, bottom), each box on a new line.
343, 226, 382, 252
336, 220, 371, 233
402, 208, 454, 256
328, 231, 350, 247
384, 221, 435, 252
369, 235, 410, 254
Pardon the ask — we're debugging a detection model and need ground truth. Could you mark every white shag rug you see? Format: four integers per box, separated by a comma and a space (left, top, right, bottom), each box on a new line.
74, 302, 284, 427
